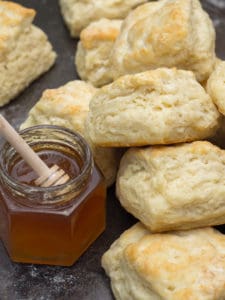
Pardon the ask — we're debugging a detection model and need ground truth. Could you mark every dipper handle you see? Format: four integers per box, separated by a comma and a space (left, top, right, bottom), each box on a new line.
0, 115, 69, 187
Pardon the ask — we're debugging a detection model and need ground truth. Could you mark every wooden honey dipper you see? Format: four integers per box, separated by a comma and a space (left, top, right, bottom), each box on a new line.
0, 115, 70, 187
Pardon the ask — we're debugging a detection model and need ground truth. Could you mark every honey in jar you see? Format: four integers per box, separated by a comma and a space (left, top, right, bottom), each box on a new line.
0, 125, 106, 266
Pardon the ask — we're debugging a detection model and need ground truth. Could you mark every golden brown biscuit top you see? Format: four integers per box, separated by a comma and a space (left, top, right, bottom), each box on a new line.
80, 19, 122, 50
135, 0, 190, 52
136, 141, 223, 159
34, 80, 97, 117
124, 226, 225, 299
112, 0, 193, 67
111, 0, 215, 82
103, 223, 225, 300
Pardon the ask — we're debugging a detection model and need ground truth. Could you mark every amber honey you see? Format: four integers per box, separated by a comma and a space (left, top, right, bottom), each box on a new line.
0, 125, 106, 266
9, 149, 81, 186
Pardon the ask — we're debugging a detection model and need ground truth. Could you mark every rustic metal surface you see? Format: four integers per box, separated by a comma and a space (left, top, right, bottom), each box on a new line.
0, 0, 224, 299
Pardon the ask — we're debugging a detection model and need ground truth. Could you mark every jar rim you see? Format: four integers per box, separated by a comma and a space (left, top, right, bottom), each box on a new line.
0, 125, 93, 203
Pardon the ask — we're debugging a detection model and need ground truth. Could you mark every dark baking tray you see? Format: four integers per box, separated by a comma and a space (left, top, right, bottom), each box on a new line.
0, 1, 224, 299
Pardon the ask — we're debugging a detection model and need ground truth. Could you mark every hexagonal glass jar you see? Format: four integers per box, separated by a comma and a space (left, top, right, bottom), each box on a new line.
0, 125, 106, 266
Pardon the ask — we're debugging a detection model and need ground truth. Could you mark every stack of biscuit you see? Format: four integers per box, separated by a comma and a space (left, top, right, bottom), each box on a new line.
73, 0, 225, 299
16, 0, 225, 298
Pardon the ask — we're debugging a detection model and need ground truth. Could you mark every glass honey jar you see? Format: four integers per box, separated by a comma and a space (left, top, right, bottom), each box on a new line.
0, 125, 106, 266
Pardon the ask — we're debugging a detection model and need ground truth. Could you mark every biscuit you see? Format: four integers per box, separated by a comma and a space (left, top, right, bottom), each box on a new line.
20, 80, 120, 187
116, 141, 225, 232
59, 0, 147, 37
111, 0, 216, 82
207, 60, 225, 115
102, 222, 225, 300
75, 18, 122, 87
87, 68, 220, 147
0, 1, 56, 107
